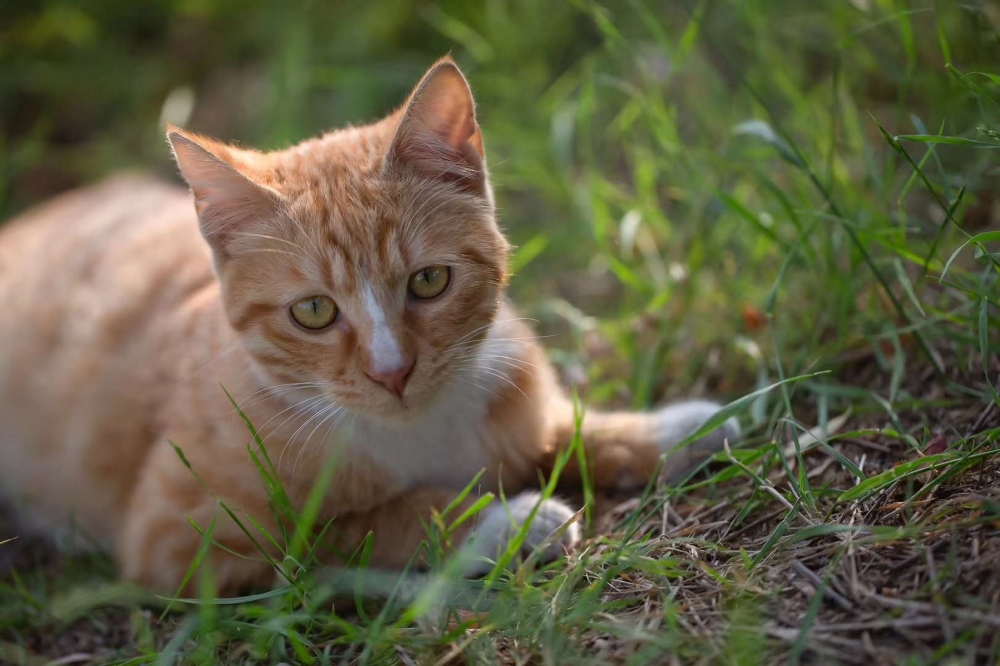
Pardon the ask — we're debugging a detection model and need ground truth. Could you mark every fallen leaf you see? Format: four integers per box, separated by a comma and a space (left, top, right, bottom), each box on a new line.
924, 433, 948, 455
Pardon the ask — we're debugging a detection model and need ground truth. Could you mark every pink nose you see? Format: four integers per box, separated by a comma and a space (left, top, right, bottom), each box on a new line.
365, 360, 414, 398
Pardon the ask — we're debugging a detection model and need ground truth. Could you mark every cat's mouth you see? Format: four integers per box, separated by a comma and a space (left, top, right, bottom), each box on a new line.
349, 359, 465, 421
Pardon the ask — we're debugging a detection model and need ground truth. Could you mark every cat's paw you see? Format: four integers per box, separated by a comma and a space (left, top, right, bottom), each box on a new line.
654, 400, 740, 481
460, 492, 580, 576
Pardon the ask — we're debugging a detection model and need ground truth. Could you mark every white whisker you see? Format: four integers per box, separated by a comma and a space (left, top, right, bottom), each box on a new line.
282, 399, 341, 460
294, 407, 349, 476
447, 317, 539, 349
476, 354, 539, 371
253, 394, 329, 451
228, 232, 307, 253
182, 343, 243, 381
238, 248, 300, 259
445, 333, 553, 355
277, 209, 325, 263
399, 180, 439, 244
238, 381, 330, 411
470, 366, 529, 400
450, 371, 502, 400
281, 402, 342, 471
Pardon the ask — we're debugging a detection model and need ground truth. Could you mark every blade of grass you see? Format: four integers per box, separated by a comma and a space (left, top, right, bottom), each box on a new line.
837, 453, 956, 503
979, 297, 1000, 405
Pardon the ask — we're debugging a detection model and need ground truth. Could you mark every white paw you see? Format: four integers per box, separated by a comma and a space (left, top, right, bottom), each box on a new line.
460, 492, 580, 576
654, 400, 741, 480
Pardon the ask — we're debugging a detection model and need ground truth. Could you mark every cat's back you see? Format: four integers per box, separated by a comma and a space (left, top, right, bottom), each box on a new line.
0, 174, 212, 377
0, 174, 200, 283
0, 175, 217, 545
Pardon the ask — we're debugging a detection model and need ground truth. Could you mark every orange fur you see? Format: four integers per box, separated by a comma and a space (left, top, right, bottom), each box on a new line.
0, 57, 738, 593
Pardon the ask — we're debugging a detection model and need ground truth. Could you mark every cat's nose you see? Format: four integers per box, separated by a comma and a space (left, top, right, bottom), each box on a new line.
365, 359, 414, 398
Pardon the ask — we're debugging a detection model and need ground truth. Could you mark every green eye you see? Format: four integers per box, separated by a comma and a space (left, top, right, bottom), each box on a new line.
291, 296, 338, 330
408, 265, 451, 299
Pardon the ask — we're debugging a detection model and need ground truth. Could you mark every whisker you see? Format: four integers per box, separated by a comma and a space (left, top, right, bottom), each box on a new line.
449, 371, 502, 400
238, 381, 330, 410
294, 407, 349, 477
182, 343, 243, 381
446, 334, 554, 354
303, 405, 344, 449
283, 399, 341, 456
399, 180, 439, 243
228, 232, 307, 253
447, 317, 540, 349
238, 388, 330, 416
239, 248, 300, 259
402, 189, 452, 244
253, 394, 329, 450
277, 209, 326, 263
475, 354, 540, 371
444, 337, 550, 363
470, 366, 530, 400
281, 402, 342, 471
455, 378, 502, 400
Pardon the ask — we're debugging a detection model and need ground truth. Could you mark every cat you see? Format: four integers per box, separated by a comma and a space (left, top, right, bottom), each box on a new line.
0, 57, 739, 593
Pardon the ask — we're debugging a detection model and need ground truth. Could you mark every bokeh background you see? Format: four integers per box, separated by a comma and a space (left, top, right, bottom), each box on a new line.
3, 2, 998, 412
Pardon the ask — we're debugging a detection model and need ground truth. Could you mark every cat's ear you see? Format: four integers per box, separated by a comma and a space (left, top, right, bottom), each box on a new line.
386, 57, 488, 195
167, 126, 281, 258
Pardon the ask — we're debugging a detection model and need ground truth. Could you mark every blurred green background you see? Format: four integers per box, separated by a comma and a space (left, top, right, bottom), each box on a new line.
2, 0, 998, 409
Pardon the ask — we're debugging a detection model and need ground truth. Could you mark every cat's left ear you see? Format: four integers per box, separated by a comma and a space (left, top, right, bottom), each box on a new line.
385, 57, 488, 196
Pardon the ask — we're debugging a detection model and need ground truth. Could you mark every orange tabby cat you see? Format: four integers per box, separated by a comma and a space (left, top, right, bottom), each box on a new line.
0, 58, 738, 593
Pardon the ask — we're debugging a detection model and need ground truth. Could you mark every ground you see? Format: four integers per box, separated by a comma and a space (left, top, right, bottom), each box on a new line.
1, 1, 999, 664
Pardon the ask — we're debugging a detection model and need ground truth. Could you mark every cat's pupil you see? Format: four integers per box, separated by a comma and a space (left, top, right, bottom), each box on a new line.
311, 299, 318, 314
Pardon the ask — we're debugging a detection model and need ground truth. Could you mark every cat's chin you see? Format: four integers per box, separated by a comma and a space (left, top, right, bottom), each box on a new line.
347, 390, 440, 425
361, 369, 466, 423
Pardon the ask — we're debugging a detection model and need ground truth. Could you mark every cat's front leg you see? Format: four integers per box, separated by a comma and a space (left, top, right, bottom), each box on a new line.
330, 488, 580, 575
459, 491, 580, 576
119, 452, 581, 593
118, 444, 277, 595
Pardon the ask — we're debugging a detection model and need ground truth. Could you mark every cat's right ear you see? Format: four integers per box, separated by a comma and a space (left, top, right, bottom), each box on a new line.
167, 126, 281, 259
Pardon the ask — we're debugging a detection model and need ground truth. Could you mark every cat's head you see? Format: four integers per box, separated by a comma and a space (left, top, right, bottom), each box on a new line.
168, 57, 509, 419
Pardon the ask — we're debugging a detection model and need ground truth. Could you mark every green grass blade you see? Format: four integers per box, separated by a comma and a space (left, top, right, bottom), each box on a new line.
941, 231, 1000, 281
980, 297, 1000, 405
837, 453, 956, 503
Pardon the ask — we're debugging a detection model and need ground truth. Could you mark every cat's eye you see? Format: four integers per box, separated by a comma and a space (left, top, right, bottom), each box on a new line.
408, 265, 451, 300
290, 296, 338, 330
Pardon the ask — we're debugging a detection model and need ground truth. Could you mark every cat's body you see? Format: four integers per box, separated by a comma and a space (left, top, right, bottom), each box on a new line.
0, 58, 738, 593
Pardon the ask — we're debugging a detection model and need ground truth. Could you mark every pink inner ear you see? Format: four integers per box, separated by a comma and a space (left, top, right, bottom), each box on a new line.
419, 90, 476, 152
389, 62, 486, 183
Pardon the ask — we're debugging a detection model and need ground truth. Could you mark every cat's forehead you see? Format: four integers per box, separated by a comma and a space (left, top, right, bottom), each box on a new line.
266, 126, 485, 254
269, 123, 392, 189
291, 172, 474, 244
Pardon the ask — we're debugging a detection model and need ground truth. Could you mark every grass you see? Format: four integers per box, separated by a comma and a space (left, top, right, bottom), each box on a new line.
2, 0, 1000, 663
